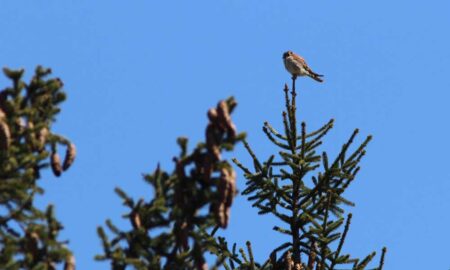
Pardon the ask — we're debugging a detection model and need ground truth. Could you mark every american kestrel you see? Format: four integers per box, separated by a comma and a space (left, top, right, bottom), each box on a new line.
283, 51, 324, 82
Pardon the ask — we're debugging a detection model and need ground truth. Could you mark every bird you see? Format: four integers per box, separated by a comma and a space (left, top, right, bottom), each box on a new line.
283, 51, 324, 82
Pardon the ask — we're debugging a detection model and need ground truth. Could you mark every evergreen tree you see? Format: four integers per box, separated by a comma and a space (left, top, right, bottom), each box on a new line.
96, 75, 386, 269
96, 98, 246, 269
230, 77, 387, 269
0, 63, 387, 270
0, 67, 76, 270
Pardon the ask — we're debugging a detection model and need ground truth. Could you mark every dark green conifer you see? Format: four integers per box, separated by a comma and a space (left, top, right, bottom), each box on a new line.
96, 74, 387, 269
0, 67, 76, 270
1, 61, 387, 270
230, 77, 387, 270
96, 98, 246, 269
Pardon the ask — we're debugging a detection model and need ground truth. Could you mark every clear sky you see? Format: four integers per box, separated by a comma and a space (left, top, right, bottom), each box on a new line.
1, 1, 449, 269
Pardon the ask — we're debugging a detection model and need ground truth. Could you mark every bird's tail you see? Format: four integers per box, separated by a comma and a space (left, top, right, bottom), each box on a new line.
309, 72, 324, 83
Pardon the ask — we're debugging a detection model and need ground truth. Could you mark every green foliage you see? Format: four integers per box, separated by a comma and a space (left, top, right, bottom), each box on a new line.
96, 98, 246, 269
1, 62, 387, 270
96, 76, 387, 270
0, 67, 76, 270
232, 80, 386, 270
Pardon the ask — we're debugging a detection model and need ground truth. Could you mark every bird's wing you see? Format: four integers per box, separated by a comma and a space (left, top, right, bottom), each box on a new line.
291, 53, 307, 66
299, 58, 322, 77
302, 62, 318, 75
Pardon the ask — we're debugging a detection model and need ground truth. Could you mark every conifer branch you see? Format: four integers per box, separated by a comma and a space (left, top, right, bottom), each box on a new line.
303, 119, 334, 139
96, 97, 245, 269
0, 67, 76, 269
264, 121, 288, 141
235, 78, 384, 270
378, 247, 387, 270
289, 83, 298, 150
329, 213, 352, 269
263, 125, 291, 149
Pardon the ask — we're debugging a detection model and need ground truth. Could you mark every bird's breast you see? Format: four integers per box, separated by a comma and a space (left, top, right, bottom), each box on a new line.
284, 57, 307, 76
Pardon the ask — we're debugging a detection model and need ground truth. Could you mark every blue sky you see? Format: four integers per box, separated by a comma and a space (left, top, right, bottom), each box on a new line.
1, 1, 450, 269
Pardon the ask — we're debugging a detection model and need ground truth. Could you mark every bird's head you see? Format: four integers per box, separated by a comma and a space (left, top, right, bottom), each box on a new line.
283, 51, 293, 59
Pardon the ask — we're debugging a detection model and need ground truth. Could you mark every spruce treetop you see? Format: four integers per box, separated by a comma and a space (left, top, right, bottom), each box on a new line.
230, 75, 386, 270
